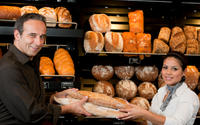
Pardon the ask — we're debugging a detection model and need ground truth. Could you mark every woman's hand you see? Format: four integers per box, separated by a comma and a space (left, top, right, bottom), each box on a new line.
117, 104, 145, 121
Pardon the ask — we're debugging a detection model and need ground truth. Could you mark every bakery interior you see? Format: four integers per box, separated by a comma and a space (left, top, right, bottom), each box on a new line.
1, 0, 200, 124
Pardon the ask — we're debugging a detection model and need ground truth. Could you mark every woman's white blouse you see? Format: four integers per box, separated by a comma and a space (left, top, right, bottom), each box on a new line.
148, 82, 199, 125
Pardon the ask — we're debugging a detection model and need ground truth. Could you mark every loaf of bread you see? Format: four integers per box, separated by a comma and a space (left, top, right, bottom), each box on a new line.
135, 65, 158, 82
105, 32, 123, 52
130, 97, 150, 110
158, 27, 171, 43
128, 10, 144, 33
116, 80, 137, 100
53, 48, 75, 76
91, 65, 114, 81
114, 66, 134, 80
64, 90, 130, 109
186, 39, 199, 54
93, 81, 115, 97
136, 33, 151, 59
84, 31, 104, 52
55, 7, 72, 28
152, 39, 169, 53
197, 29, 200, 54
171, 26, 183, 37
138, 82, 157, 100
185, 65, 199, 90
122, 32, 137, 54
0, 6, 21, 20
184, 26, 197, 40
54, 96, 127, 118
89, 14, 111, 33
39, 56, 55, 79
39, 7, 57, 27
21, 6, 38, 16
169, 31, 186, 54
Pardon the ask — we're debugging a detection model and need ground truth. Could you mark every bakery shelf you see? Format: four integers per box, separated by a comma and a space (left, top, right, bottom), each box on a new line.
40, 74, 75, 78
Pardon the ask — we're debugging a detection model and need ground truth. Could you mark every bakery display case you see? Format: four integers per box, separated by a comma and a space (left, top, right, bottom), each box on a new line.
1, 0, 200, 124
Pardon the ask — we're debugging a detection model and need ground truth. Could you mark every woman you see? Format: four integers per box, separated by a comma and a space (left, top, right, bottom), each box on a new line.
118, 51, 199, 125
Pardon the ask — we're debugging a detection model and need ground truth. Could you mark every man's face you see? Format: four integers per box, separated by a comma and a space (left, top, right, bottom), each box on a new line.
14, 19, 46, 57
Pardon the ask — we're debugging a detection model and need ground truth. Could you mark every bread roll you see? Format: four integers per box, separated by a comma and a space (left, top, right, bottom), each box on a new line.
152, 39, 169, 53
135, 65, 158, 82
91, 65, 114, 81
55, 7, 72, 28
169, 32, 186, 54
116, 80, 137, 100
138, 82, 157, 100
185, 65, 199, 90
114, 66, 134, 80
54, 96, 127, 118
105, 32, 123, 52
53, 48, 75, 76
0, 6, 21, 20
158, 27, 171, 43
21, 6, 38, 16
39, 56, 55, 79
64, 90, 130, 109
84, 31, 104, 52
93, 81, 115, 97
186, 39, 199, 54
184, 26, 197, 40
128, 10, 144, 33
89, 14, 111, 33
39, 7, 57, 27
122, 32, 137, 53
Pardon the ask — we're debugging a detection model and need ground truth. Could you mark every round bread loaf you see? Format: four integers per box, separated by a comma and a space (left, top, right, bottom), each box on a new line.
138, 82, 157, 100
91, 65, 114, 81
185, 65, 199, 90
116, 80, 137, 100
55, 7, 72, 28
21, 6, 38, 16
130, 97, 150, 110
114, 66, 134, 80
135, 65, 158, 82
84, 31, 104, 52
93, 81, 115, 97
89, 14, 111, 33
105, 32, 123, 52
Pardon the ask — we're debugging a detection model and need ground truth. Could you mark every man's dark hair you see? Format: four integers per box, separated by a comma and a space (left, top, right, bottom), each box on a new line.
163, 51, 188, 71
14, 13, 46, 35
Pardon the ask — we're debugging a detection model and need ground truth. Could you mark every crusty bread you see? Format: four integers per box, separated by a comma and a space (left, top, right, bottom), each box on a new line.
122, 32, 137, 53
53, 48, 75, 76
64, 90, 130, 109
186, 39, 199, 54
158, 27, 171, 43
116, 80, 137, 100
91, 65, 114, 81
55, 7, 72, 28
93, 81, 115, 97
54, 96, 127, 118
114, 66, 134, 80
128, 10, 144, 33
152, 39, 169, 53
185, 65, 199, 90
39, 56, 55, 79
130, 97, 150, 110
0, 6, 21, 20
39, 7, 57, 27
104, 32, 123, 52
84, 31, 104, 52
184, 25, 197, 40
137, 82, 157, 100
171, 26, 183, 37
21, 6, 38, 16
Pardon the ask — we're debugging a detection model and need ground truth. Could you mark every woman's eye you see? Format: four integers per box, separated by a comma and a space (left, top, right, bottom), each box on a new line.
172, 67, 178, 71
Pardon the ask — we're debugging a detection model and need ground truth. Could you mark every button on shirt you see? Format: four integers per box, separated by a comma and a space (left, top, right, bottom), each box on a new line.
148, 82, 199, 125
0, 45, 61, 125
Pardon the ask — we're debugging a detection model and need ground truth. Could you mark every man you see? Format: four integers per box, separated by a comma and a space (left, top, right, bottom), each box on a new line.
0, 13, 90, 125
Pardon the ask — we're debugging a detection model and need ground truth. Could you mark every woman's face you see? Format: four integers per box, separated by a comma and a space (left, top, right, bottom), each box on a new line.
161, 57, 184, 86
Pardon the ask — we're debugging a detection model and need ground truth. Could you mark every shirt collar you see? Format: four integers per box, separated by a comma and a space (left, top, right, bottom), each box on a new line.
9, 44, 30, 64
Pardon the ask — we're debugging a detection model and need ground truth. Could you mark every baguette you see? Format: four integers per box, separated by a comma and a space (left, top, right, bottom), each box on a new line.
64, 90, 130, 109
0, 6, 21, 20
54, 96, 127, 118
